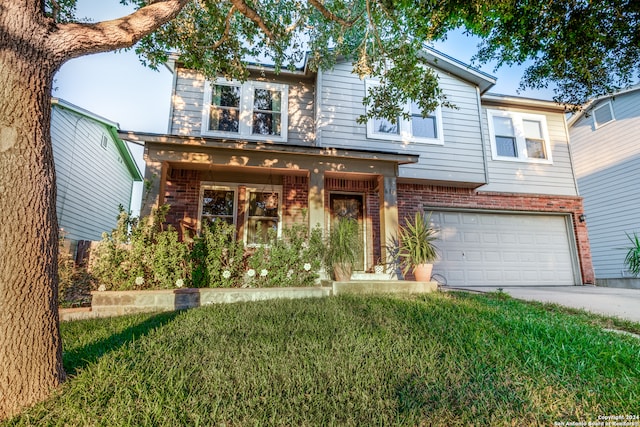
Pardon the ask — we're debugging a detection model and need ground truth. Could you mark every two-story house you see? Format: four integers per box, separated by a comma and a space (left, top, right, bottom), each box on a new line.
122, 48, 594, 287
568, 85, 640, 288
51, 98, 143, 253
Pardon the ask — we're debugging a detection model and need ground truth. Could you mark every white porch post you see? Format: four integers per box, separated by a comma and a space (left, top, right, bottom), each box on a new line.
308, 167, 325, 234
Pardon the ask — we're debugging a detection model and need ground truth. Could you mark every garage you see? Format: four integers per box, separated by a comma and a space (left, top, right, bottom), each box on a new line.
429, 210, 579, 287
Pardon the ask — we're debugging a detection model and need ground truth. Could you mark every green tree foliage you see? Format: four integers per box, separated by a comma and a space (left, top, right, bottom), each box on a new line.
44, 0, 640, 118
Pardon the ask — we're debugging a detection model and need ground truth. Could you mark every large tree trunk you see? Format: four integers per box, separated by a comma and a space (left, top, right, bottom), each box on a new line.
0, 20, 64, 421
0, 0, 190, 419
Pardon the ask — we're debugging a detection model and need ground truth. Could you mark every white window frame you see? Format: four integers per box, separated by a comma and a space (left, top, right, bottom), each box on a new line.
364, 80, 444, 145
198, 184, 238, 229
243, 185, 283, 247
202, 79, 289, 142
487, 109, 553, 164
592, 100, 615, 129
197, 182, 283, 246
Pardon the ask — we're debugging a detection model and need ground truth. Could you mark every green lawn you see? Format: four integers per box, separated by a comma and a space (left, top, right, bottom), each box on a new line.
5, 293, 640, 426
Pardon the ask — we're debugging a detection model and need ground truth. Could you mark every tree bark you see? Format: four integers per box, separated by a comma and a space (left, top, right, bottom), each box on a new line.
0, 0, 191, 419
0, 6, 64, 420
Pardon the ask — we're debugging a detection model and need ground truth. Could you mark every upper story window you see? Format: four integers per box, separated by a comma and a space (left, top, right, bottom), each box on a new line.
592, 101, 615, 129
487, 109, 552, 164
202, 79, 288, 142
365, 81, 444, 145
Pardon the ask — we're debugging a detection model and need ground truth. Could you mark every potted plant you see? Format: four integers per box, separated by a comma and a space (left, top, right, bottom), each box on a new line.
325, 217, 361, 281
397, 211, 439, 281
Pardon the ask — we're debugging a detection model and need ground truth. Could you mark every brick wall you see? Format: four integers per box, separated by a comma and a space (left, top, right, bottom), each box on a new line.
164, 169, 201, 239
283, 175, 309, 226
397, 184, 595, 284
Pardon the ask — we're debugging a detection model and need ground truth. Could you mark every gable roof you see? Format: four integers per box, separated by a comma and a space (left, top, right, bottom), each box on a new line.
51, 98, 143, 181
420, 46, 496, 94
165, 46, 497, 92
567, 84, 640, 128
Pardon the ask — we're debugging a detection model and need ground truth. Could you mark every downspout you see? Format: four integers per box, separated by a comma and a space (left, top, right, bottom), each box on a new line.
315, 69, 323, 147
563, 115, 581, 196
476, 87, 490, 186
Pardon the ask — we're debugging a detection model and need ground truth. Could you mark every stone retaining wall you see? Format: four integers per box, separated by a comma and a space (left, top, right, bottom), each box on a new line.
60, 281, 437, 321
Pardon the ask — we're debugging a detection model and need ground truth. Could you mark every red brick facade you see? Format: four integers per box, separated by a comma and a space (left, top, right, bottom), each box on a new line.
161, 170, 594, 284
397, 183, 595, 284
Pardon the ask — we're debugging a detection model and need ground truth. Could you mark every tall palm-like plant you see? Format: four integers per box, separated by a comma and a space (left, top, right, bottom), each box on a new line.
625, 232, 640, 276
397, 212, 439, 278
325, 218, 361, 281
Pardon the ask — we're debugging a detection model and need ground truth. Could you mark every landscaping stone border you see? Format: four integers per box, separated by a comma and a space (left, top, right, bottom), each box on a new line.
59, 281, 438, 321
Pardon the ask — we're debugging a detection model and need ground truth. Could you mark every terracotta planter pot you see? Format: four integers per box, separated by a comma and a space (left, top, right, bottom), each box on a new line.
413, 263, 433, 282
333, 263, 353, 282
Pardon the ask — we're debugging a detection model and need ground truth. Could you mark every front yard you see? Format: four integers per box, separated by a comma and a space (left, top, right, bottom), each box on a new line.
6, 293, 640, 426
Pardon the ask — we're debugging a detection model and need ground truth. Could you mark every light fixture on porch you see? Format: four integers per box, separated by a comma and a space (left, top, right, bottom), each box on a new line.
263, 168, 278, 210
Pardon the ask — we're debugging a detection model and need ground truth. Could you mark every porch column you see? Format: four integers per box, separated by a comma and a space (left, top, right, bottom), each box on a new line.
141, 148, 168, 217
308, 167, 325, 234
378, 174, 398, 274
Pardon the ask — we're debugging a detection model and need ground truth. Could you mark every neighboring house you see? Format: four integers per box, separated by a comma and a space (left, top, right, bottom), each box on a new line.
51, 98, 143, 248
122, 48, 594, 287
568, 85, 640, 288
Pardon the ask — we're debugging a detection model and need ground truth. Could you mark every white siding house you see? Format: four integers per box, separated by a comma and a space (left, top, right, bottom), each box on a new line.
51, 98, 142, 245
568, 86, 640, 288
124, 48, 594, 287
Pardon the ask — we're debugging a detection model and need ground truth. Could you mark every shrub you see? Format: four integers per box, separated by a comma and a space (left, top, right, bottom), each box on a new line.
624, 232, 640, 276
91, 205, 191, 290
246, 223, 323, 287
191, 220, 245, 288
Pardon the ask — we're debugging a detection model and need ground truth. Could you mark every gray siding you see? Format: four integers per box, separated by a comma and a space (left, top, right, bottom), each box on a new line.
51, 106, 134, 242
570, 92, 640, 278
170, 67, 316, 145
318, 62, 487, 185
480, 105, 578, 196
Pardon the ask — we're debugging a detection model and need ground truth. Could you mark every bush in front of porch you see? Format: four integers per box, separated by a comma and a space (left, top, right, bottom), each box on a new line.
87, 205, 323, 292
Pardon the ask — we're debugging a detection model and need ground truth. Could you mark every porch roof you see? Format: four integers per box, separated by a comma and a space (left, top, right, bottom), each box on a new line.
119, 131, 419, 166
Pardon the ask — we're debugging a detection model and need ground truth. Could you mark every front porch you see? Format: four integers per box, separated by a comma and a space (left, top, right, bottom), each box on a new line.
126, 132, 418, 273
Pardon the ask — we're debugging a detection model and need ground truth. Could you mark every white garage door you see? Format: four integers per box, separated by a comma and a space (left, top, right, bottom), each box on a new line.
430, 211, 577, 287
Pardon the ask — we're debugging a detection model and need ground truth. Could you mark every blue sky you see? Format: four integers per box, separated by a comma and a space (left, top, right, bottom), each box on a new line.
53, 1, 555, 134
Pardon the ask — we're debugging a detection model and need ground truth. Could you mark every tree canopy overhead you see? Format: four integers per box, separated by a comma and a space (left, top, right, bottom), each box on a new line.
48, 0, 640, 117
1, 0, 639, 419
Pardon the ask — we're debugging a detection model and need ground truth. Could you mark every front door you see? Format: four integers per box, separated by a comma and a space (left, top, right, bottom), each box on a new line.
330, 193, 365, 271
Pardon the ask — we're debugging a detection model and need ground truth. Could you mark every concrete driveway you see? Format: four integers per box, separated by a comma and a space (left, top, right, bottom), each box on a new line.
454, 286, 640, 323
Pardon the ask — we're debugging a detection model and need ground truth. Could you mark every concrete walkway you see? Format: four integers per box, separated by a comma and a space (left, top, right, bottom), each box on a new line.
454, 285, 640, 323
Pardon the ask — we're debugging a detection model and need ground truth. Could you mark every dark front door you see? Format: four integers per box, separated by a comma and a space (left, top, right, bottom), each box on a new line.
330, 193, 365, 271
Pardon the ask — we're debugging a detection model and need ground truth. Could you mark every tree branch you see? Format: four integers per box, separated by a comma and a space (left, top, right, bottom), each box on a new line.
206, 6, 236, 50
308, 0, 360, 27
48, 0, 190, 61
228, 0, 275, 41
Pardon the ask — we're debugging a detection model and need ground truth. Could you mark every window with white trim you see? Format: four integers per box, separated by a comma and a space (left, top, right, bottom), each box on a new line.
244, 189, 282, 245
365, 81, 443, 144
592, 101, 615, 129
198, 183, 282, 245
202, 80, 288, 142
200, 186, 237, 226
487, 109, 552, 163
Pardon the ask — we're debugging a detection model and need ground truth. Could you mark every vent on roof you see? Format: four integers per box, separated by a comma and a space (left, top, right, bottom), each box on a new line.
100, 135, 108, 149
593, 101, 615, 129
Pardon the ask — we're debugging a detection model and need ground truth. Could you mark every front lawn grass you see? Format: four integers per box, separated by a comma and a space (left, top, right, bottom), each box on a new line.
6, 293, 640, 426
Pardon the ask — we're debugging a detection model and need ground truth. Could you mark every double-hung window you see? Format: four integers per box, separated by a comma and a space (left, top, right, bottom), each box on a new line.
487, 109, 552, 163
198, 183, 282, 246
200, 186, 237, 226
202, 80, 288, 142
365, 81, 444, 145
